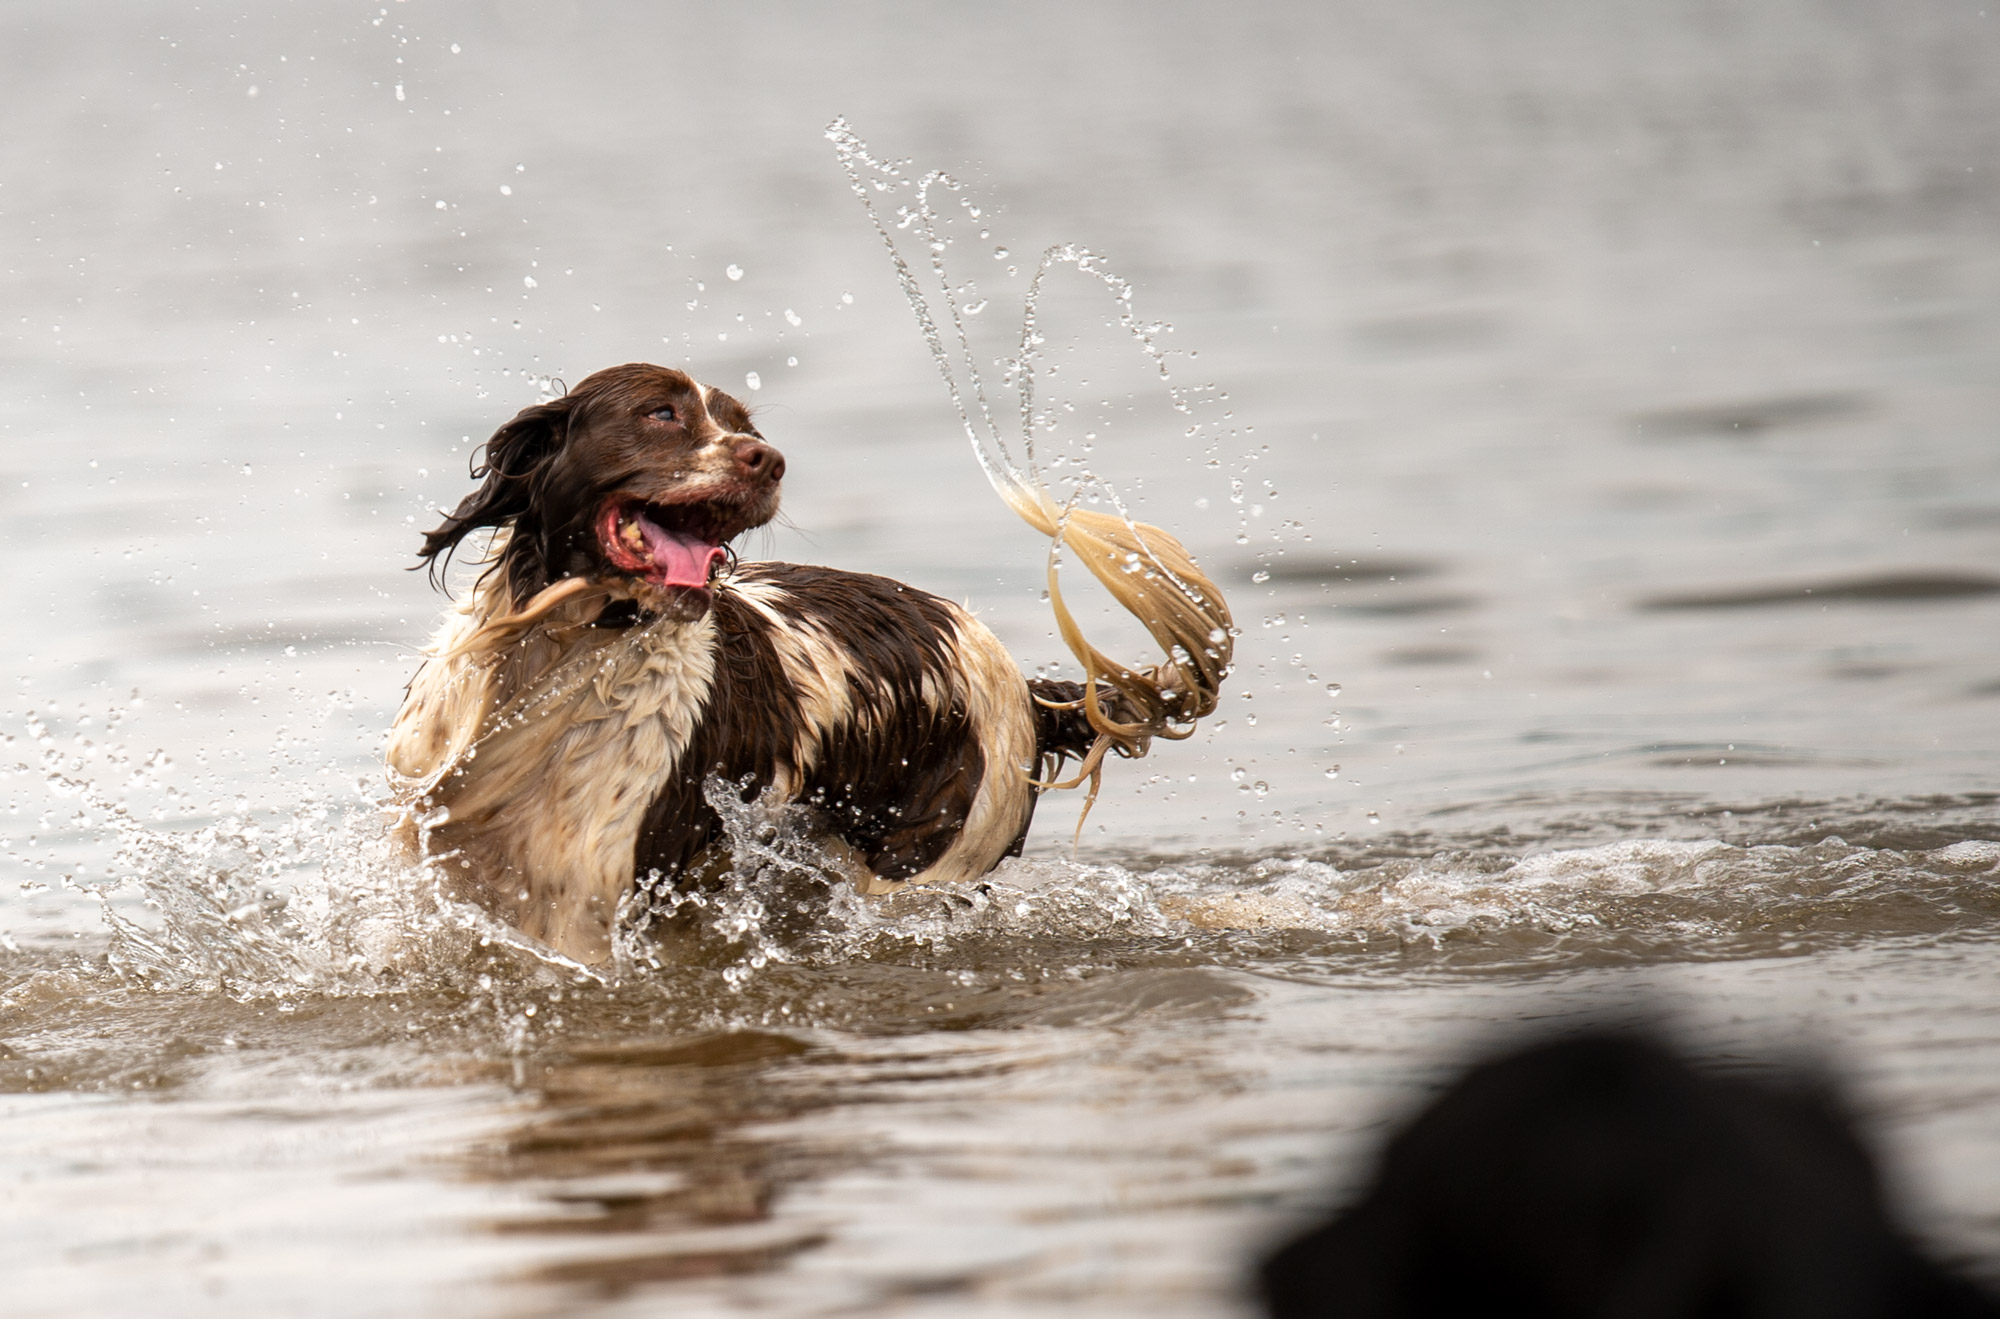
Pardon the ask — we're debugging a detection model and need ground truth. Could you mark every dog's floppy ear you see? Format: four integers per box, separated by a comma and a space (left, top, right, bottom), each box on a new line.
415, 395, 573, 588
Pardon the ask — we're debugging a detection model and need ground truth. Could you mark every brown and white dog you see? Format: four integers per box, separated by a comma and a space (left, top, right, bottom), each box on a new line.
387, 362, 1230, 964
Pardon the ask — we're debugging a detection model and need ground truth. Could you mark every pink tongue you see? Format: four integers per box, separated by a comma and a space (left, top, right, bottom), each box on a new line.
635, 513, 725, 588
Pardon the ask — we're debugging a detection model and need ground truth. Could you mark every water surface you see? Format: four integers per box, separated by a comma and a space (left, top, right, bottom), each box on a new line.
3, 1, 1999, 1314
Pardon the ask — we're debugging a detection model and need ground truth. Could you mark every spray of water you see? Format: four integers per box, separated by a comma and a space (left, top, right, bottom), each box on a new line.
6, 704, 602, 1006
827, 119, 1236, 813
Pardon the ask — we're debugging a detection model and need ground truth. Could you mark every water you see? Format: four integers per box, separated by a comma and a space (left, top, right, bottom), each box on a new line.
4, 0, 2000, 1313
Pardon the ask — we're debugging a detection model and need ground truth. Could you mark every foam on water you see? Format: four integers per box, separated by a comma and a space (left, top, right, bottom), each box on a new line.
765, 832, 2000, 981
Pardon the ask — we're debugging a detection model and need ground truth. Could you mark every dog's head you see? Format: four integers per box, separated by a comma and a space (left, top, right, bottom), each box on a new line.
417, 363, 784, 620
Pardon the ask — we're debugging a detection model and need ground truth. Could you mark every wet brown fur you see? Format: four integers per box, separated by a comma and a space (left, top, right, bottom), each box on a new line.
635, 566, 1000, 889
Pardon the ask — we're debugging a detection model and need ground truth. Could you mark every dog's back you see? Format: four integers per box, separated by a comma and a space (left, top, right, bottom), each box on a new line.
637, 563, 1042, 902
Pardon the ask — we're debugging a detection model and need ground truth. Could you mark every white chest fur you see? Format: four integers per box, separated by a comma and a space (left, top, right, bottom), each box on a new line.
397, 611, 717, 960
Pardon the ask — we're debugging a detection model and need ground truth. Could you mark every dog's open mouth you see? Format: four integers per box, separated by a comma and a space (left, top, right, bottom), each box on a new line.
597, 499, 734, 590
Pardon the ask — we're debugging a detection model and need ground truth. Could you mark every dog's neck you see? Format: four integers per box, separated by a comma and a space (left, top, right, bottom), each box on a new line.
587, 597, 657, 630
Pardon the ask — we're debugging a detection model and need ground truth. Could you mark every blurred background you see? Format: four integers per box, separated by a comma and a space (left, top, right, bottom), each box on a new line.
1, 2, 1997, 1315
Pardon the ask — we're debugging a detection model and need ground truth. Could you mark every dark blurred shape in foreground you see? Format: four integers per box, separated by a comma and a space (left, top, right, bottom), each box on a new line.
1260, 1034, 1999, 1319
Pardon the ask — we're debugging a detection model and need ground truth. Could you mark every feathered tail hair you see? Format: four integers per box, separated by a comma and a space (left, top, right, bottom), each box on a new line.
829, 120, 1234, 815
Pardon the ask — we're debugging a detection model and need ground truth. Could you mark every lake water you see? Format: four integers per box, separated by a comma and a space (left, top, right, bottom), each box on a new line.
3, 1, 1999, 1314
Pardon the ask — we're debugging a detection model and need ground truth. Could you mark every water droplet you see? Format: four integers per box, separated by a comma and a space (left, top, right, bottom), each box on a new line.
521, 275, 537, 288
744, 371, 761, 391
1252, 570, 1270, 583
1325, 683, 1342, 698
784, 308, 802, 327
841, 292, 854, 304
726, 264, 744, 281
993, 246, 1009, 259
394, 84, 406, 102
1324, 766, 1341, 779
1366, 811, 1381, 826
499, 184, 512, 195
786, 356, 798, 367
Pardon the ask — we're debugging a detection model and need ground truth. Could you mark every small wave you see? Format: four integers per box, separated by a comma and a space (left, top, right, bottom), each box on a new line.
1146, 833, 2000, 971
7, 710, 2000, 1046
617, 800, 2000, 982
718, 832, 2000, 978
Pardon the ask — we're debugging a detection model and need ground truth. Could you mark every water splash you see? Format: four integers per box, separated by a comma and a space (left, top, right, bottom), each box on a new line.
825, 120, 1238, 803
8, 707, 595, 1003
616, 775, 869, 986
824, 117, 1196, 560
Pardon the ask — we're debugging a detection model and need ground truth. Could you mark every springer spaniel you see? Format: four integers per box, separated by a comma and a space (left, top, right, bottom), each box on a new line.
387, 363, 1230, 964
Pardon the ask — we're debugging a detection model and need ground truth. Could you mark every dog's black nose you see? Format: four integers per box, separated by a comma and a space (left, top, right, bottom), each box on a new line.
734, 438, 785, 482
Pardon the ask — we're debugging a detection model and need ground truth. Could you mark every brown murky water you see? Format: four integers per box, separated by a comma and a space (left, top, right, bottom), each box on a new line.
3, 1, 1999, 1314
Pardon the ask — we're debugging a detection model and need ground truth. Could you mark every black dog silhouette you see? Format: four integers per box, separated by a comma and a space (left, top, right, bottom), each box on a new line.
1260, 1034, 1997, 1318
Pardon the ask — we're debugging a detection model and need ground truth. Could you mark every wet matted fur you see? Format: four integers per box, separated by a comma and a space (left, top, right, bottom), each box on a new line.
387, 362, 1230, 963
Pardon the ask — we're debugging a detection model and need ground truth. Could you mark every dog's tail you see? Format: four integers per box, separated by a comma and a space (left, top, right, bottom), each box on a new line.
826, 120, 1235, 809
997, 480, 1234, 813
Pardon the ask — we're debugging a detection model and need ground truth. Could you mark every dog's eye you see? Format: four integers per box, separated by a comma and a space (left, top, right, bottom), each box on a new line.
649, 406, 677, 423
